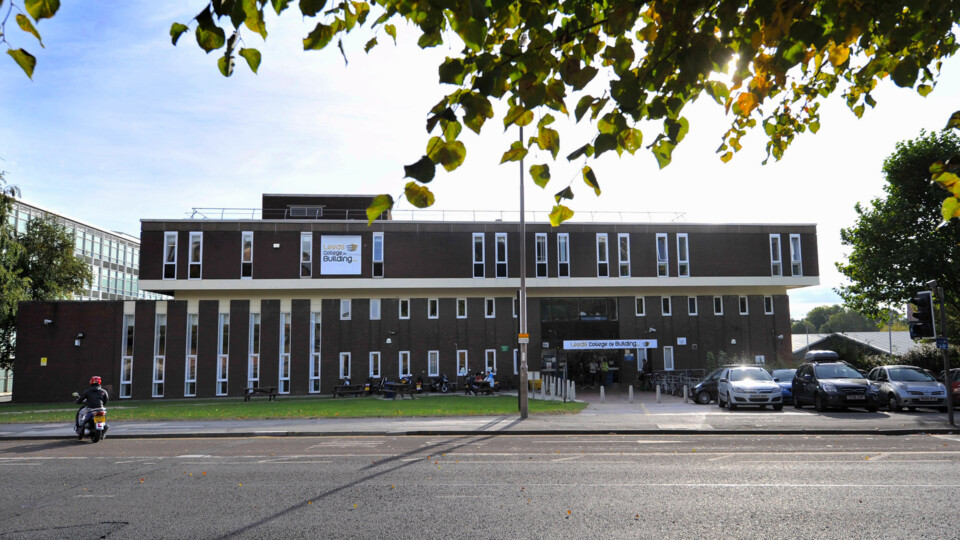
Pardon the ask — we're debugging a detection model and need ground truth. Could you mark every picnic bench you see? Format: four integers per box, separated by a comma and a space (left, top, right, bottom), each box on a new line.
243, 386, 278, 401
333, 384, 366, 398
465, 382, 499, 396
383, 382, 415, 400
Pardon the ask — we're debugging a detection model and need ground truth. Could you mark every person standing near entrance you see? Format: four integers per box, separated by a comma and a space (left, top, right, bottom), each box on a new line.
600, 358, 609, 387
588, 359, 598, 387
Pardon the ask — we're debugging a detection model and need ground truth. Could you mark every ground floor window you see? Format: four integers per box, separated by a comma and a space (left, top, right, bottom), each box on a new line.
279, 354, 290, 393
485, 349, 496, 373
663, 346, 674, 371
457, 350, 468, 376
309, 353, 321, 393
152, 356, 164, 397
184, 355, 197, 397
120, 356, 132, 398
339, 352, 351, 380
216, 355, 228, 396
370, 351, 381, 378
428, 350, 439, 377
248, 354, 260, 388
399, 350, 411, 377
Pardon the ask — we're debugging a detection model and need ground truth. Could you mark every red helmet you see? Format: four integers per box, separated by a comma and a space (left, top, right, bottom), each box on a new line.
90, 376, 102, 385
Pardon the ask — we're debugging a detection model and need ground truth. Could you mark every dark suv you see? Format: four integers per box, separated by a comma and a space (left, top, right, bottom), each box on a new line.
792, 361, 879, 412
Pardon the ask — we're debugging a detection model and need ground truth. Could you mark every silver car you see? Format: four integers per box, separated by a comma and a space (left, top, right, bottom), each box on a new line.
867, 365, 948, 412
718, 366, 783, 410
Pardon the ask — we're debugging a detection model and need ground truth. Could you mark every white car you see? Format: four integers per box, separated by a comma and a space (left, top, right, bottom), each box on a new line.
718, 366, 783, 410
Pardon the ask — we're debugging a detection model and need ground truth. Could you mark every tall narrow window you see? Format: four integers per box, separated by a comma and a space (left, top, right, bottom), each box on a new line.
339, 352, 351, 380
399, 350, 411, 377
188, 232, 202, 279
248, 313, 260, 389
472, 233, 485, 278
635, 297, 645, 316
485, 298, 495, 318
513, 349, 519, 375
152, 314, 166, 397
216, 313, 229, 396
241, 231, 253, 278
457, 350, 469, 376
399, 298, 410, 319
309, 312, 321, 393
739, 296, 749, 315
300, 232, 312, 278
714, 296, 723, 315
340, 299, 351, 320
485, 349, 497, 373
372, 232, 384, 278
663, 346, 675, 371
764, 296, 774, 315
596, 233, 609, 277
677, 233, 689, 277
456, 298, 467, 319
120, 314, 134, 398
185, 313, 198, 397
790, 234, 802, 276
370, 298, 381, 320
661, 297, 672, 316
163, 232, 177, 280
688, 296, 698, 316
769, 234, 782, 276
428, 298, 439, 319
535, 233, 548, 277
618, 233, 630, 277
369, 351, 381, 378
557, 233, 570, 277
495, 233, 508, 278
279, 312, 291, 394
656, 233, 669, 277
428, 350, 440, 377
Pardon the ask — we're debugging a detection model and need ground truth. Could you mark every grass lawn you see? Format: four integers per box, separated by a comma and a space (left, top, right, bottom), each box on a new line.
0, 395, 587, 423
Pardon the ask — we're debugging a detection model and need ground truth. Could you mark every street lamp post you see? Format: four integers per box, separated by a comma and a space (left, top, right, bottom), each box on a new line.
518, 125, 529, 419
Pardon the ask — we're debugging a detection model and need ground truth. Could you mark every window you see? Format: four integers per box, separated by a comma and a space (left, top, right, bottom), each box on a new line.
485, 349, 497, 373
153, 314, 166, 397
339, 352, 351, 380
399, 351, 411, 377
340, 299, 352, 320
513, 297, 518, 318
185, 313, 198, 397
456, 298, 467, 319
240, 231, 253, 278
428, 350, 440, 377
635, 297, 645, 316
596, 233, 609, 277
370, 298, 381, 320
677, 233, 689, 277
656, 233, 669, 277
661, 297, 672, 316
120, 314, 134, 398
188, 232, 202, 279
713, 296, 723, 315
309, 312, 322, 393
399, 298, 410, 319
485, 298, 495, 318
688, 296, 698, 316
764, 296, 774, 315
535, 233, 548, 277
663, 346, 675, 371
248, 313, 261, 388
369, 351, 381, 378
457, 350, 469, 376
300, 232, 313, 278
618, 233, 630, 277
790, 234, 802, 276
216, 314, 229, 396
472, 233, 485, 278
372, 232, 384, 278
163, 231, 177, 280
739, 296, 749, 315
769, 234, 782, 276
428, 298, 439, 319
755, 355, 766, 364
557, 233, 570, 277
495, 233, 508, 278
279, 312, 291, 394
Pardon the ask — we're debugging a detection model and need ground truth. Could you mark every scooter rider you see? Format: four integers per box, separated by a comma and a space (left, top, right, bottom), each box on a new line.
75, 376, 109, 431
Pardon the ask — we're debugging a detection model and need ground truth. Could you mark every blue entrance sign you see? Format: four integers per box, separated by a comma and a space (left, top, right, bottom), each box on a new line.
937, 337, 949, 350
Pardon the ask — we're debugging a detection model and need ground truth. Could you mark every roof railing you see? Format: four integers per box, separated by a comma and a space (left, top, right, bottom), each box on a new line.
187, 208, 686, 223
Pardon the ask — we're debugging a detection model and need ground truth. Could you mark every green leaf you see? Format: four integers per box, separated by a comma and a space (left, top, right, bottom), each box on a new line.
366, 194, 394, 224
549, 204, 574, 227
442, 120, 461, 142
537, 127, 560, 159
618, 128, 642, 155
500, 141, 528, 164
218, 53, 235, 77
242, 0, 268, 39
7, 48, 36, 79
271, 0, 291, 15
427, 136, 467, 172
582, 166, 600, 196
942, 197, 960, 222
945, 111, 960, 131
239, 48, 261, 73
652, 139, 676, 169
385, 24, 397, 44
554, 186, 574, 203
504, 105, 534, 129
404, 182, 435, 208
594, 133, 617, 157
575, 96, 594, 122
403, 155, 436, 184
304, 21, 339, 50
530, 164, 551, 188
195, 13, 226, 53
426, 107, 457, 134
460, 93, 493, 134
16, 14, 43, 47
917, 84, 933, 97
364, 37, 378, 53
891, 56, 919, 88
566, 144, 589, 161
170, 23, 189, 46
299, 0, 327, 17
24, 0, 59, 21
438, 58, 466, 85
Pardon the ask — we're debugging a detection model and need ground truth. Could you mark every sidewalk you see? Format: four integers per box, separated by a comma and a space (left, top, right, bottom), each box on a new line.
1, 389, 957, 439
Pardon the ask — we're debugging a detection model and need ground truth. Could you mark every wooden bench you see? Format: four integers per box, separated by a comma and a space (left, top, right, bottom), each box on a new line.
333, 384, 366, 398
465, 382, 499, 396
243, 387, 278, 401
383, 382, 415, 400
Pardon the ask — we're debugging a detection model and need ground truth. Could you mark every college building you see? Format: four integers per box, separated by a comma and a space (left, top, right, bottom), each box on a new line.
13, 194, 819, 402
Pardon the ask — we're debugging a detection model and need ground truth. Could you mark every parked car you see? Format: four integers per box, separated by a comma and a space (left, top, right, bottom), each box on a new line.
865, 365, 947, 412
938, 369, 960, 406
792, 360, 879, 412
770, 368, 796, 405
717, 366, 783, 410
691, 367, 725, 404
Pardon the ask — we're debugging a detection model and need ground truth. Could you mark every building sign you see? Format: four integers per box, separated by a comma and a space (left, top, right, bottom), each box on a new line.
320, 235, 361, 275
563, 339, 658, 350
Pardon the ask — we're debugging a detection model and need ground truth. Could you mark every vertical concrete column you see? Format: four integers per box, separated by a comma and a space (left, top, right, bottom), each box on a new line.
683, 385, 689, 403
600, 386, 605, 404
570, 382, 576, 401
656, 384, 661, 403
629, 385, 634, 403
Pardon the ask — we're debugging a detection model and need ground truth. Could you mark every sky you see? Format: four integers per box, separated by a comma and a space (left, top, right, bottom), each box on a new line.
2, 3, 959, 319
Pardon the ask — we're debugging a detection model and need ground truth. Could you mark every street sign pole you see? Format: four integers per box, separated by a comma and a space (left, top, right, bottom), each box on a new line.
518, 125, 528, 419
936, 284, 954, 426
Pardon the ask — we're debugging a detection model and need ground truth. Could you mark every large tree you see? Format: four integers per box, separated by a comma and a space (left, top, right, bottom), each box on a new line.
836, 130, 960, 336
4, 1, 960, 224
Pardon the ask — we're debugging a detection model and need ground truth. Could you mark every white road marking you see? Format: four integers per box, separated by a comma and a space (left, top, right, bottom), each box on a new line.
932, 434, 960, 443
552, 455, 583, 462
176, 454, 211, 458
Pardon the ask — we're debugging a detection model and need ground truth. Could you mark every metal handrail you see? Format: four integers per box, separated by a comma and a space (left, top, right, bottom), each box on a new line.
187, 207, 687, 223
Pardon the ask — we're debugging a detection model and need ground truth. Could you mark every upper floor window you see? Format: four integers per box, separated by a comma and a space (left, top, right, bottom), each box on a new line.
485, 298, 495, 318
399, 298, 410, 319
618, 233, 630, 277
677, 233, 689, 277
340, 299, 352, 320
428, 298, 439, 319
656, 233, 669, 277
300, 233, 312, 278
370, 298, 381, 320
596, 233, 609, 277
535, 233, 548, 277
688, 296, 698, 316
789, 234, 802, 276
661, 297, 672, 316
557, 233, 570, 278
472, 233, 485, 278
163, 232, 177, 280
372, 232, 384, 278
456, 298, 467, 318
188, 232, 202, 279
713, 296, 723, 315
495, 233, 508, 278
769, 234, 782, 276
635, 297, 645, 316
241, 231, 253, 278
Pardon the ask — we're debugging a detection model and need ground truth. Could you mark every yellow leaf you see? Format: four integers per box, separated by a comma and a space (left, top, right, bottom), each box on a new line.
736, 92, 758, 116
942, 197, 960, 221
933, 171, 960, 196
827, 42, 850, 67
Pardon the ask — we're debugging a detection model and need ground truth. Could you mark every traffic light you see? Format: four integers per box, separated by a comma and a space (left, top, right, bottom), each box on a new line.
908, 291, 936, 339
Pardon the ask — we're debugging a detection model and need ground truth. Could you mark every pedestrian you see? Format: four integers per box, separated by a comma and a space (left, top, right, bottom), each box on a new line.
588, 359, 598, 387
600, 358, 609, 387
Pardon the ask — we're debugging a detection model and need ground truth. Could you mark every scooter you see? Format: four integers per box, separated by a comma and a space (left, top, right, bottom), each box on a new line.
429, 373, 450, 393
72, 392, 108, 443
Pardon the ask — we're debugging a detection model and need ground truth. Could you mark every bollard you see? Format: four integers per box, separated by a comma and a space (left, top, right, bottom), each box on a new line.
629, 385, 634, 404
683, 385, 689, 403
540, 379, 546, 400
600, 385, 605, 404
656, 384, 661, 403
570, 382, 576, 401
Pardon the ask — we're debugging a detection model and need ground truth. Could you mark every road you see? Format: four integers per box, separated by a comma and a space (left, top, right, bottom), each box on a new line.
1, 434, 959, 539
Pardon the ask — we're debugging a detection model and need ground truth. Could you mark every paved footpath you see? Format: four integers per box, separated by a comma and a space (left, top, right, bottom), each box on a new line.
1, 390, 957, 439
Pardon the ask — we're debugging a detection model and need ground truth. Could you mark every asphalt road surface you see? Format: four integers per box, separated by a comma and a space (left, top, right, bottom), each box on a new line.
1, 434, 959, 539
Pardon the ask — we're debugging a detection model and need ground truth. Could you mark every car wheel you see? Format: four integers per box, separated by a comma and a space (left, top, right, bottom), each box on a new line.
696, 390, 712, 405
773, 404, 783, 411
718, 393, 726, 408
887, 393, 901, 412
727, 393, 737, 411
814, 392, 827, 412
